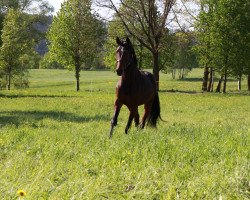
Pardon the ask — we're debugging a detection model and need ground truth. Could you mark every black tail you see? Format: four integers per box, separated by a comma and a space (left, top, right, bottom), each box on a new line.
147, 93, 161, 127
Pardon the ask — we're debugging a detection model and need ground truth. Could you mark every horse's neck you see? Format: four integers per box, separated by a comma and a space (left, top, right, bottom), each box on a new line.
122, 68, 140, 84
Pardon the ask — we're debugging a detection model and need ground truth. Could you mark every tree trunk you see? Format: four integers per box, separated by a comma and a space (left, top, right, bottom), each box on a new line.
207, 67, 214, 92
6, 74, 11, 90
202, 66, 209, 92
238, 75, 242, 91
74, 53, 81, 91
152, 51, 159, 91
181, 68, 184, 79
216, 75, 223, 93
172, 69, 176, 79
223, 68, 227, 93
75, 65, 80, 92
248, 74, 250, 91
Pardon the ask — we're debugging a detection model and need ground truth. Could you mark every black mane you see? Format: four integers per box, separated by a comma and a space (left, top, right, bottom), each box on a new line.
124, 40, 138, 69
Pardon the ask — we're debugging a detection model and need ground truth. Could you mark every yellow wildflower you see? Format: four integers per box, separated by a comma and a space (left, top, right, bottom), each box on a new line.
17, 190, 26, 197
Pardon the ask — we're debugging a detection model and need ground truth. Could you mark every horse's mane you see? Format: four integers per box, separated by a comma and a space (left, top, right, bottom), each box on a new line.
127, 43, 138, 69
118, 37, 138, 69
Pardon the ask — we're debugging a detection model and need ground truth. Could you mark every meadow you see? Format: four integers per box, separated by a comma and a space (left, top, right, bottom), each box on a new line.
0, 69, 249, 199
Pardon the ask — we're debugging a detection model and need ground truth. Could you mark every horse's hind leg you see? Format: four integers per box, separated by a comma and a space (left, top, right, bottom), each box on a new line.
125, 107, 138, 134
140, 102, 152, 129
110, 99, 122, 138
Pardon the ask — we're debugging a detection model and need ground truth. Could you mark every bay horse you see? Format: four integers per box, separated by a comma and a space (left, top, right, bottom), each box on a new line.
109, 37, 162, 138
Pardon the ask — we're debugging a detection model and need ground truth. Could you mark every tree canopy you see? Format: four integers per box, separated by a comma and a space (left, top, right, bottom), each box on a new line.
97, 0, 176, 90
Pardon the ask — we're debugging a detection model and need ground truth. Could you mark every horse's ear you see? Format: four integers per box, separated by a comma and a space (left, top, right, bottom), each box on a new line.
116, 37, 122, 46
126, 37, 131, 45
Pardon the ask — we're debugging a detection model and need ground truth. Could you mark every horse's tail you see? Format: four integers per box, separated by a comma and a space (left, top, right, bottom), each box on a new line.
147, 93, 162, 127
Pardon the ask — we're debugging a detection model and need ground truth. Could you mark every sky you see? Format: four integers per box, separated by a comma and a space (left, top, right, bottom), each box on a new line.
47, 0, 113, 18
47, 0, 65, 14
46, 0, 198, 29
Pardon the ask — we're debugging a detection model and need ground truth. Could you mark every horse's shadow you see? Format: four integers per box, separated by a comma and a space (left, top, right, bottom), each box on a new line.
0, 110, 110, 128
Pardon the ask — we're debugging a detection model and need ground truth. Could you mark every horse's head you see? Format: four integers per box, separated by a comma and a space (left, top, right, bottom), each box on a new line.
115, 37, 137, 76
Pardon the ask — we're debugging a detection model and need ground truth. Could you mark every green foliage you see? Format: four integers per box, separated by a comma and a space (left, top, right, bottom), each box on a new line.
39, 53, 64, 69
0, 69, 249, 199
174, 32, 198, 70
105, 13, 196, 76
48, 0, 105, 70
20, 51, 41, 69
47, 0, 106, 90
195, 0, 250, 77
0, 0, 53, 45
0, 0, 53, 13
104, 14, 151, 70
103, 17, 127, 69
0, 9, 34, 89
161, 31, 198, 79
104, 16, 174, 71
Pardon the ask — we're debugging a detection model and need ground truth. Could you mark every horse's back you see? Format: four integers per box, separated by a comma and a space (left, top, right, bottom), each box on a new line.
140, 70, 157, 89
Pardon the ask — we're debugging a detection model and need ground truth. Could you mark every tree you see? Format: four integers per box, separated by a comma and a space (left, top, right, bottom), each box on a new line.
225, 0, 250, 91
48, 0, 105, 91
213, 0, 249, 92
20, 50, 41, 69
0, 9, 33, 90
97, 0, 176, 90
0, 0, 53, 13
195, 0, 250, 93
163, 30, 198, 79
194, 0, 215, 92
39, 53, 64, 69
103, 15, 152, 70
0, 0, 53, 45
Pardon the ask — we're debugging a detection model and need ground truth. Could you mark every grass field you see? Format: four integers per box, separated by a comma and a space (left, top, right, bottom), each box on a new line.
0, 69, 249, 199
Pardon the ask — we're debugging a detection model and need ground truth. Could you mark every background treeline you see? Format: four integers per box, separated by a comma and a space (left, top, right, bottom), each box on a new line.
0, 0, 249, 92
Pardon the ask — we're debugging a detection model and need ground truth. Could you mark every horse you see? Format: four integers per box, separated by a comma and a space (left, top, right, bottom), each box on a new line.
109, 37, 162, 138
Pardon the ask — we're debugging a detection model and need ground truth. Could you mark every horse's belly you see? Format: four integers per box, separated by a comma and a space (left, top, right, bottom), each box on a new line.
119, 92, 154, 107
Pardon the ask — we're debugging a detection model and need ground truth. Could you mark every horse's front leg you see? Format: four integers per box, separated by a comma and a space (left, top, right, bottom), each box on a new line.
109, 99, 122, 138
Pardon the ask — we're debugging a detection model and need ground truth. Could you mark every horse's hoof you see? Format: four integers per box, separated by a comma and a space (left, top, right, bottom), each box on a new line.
139, 124, 145, 129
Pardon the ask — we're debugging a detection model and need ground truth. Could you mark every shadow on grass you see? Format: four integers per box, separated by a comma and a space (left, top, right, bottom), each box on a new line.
29, 82, 73, 89
160, 89, 198, 94
0, 90, 107, 99
178, 77, 203, 82
0, 94, 78, 98
161, 89, 250, 96
178, 77, 237, 82
0, 110, 110, 127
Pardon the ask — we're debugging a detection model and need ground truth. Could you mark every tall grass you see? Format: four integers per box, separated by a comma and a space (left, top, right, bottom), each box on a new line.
0, 69, 249, 199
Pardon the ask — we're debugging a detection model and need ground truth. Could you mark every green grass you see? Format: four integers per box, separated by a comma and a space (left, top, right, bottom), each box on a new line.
0, 69, 249, 199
